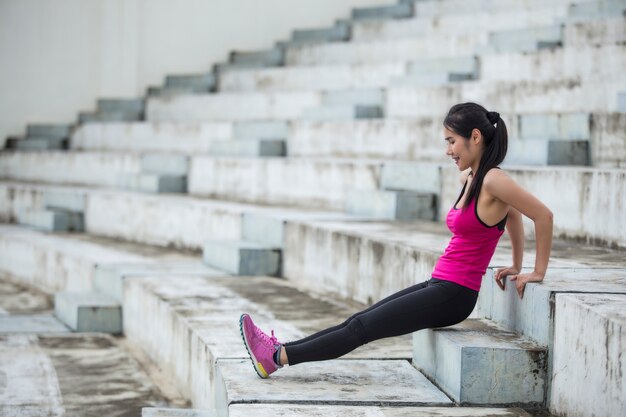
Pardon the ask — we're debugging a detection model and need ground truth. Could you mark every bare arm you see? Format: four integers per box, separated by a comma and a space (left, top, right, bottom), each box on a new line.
506, 207, 524, 270
484, 170, 553, 297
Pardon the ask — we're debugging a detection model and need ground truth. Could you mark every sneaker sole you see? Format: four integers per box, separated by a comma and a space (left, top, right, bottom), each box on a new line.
239, 313, 270, 379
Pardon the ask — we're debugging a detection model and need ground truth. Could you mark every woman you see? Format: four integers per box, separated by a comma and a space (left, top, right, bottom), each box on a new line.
239, 102, 554, 379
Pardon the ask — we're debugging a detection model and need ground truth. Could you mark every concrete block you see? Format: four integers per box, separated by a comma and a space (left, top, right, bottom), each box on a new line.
44, 190, 86, 212
79, 111, 143, 123
94, 262, 223, 303
241, 213, 285, 248
290, 21, 350, 45
26, 124, 72, 139
413, 318, 546, 405
550, 293, 626, 417
97, 98, 145, 113
352, 2, 413, 20
301, 104, 383, 121
408, 56, 478, 77
564, 15, 626, 45
412, 0, 569, 17
165, 73, 216, 92
589, 112, 626, 168
117, 173, 187, 194
16, 208, 83, 232
568, 0, 626, 21
202, 240, 281, 276
346, 190, 437, 221
381, 162, 442, 194
233, 121, 288, 140
547, 140, 590, 165
71, 122, 233, 153
619, 92, 626, 112
0, 314, 70, 333
322, 89, 384, 107
142, 409, 215, 417
141, 153, 189, 176
14, 137, 67, 151
147, 85, 205, 97
518, 113, 591, 140
146, 92, 321, 122
209, 139, 286, 157
54, 291, 122, 333
489, 25, 563, 53
229, 404, 533, 416
230, 47, 284, 67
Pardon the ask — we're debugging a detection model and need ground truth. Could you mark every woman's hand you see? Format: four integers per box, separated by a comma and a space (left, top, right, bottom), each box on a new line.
494, 266, 520, 291
509, 271, 545, 299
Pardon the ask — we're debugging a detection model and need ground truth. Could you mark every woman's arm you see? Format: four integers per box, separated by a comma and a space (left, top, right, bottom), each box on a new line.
495, 208, 524, 290
484, 169, 554, 298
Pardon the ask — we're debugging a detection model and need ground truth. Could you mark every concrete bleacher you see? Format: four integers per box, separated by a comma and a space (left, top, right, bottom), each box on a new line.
1, 0, 625, 416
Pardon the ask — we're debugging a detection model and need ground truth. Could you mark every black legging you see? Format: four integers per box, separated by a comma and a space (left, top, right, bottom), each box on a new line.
283, 277, 478, 366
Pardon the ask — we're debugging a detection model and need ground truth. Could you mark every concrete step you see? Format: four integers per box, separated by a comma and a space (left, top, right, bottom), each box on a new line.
228, 404, 533, 416
202, 240, 281, 276
26, 124, 73, 139
323, 89, 384, 107
71, 121, 232, 153
233, 121, 288, 140
549, 293, 626, 417
146, 91, 321, 122
410, 0, 570, 18
188, 157, 383, 210
147, 85, 208, 97
94, 262, 223, 303
413, 318, 546, 406
518, 113, 590, 140
14, 136, 67, 151
117, 173, 187, 194
351, 2, 413, 21
301, 104, 383, 121
79, 110, 144, 123
165, 73, 216, 92
142, 408, 215, 417
141, 153, 189, 176
507, 140, 590, 166
0, 314, 70, 333
564, 16, 626, 46
352, 6, 567, 41
619, 92, 626, 111
229, 47, 284, 67
488, 25, 562, 53
0, 224, 151, 292
218, 63, 405, 93
43, 189, 86, 212
98, 98, 145, 114
568, 0, 626, 22
215, 359, 451, 414
407, 56, 479, 78
16, 208, 84, 232
346, 189, 437, 221
288, 20, 350, 46
0, 151, 142, 188
210, 139, 286, 157
54, 291, 122, 333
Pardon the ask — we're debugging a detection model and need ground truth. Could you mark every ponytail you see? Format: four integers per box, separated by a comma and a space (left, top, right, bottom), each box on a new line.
443, 102, 508, 210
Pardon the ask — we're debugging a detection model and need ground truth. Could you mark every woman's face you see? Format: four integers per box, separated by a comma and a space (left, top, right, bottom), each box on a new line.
444, 126, 479, 171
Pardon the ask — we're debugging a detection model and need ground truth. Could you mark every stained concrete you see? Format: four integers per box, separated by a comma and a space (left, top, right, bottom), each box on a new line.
0, 315, 69, 333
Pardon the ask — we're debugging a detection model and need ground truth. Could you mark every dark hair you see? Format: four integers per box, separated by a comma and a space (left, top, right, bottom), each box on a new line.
443, 102, 508, 210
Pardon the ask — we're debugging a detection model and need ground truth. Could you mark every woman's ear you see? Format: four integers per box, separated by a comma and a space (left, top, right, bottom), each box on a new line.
471, 128, 482, 144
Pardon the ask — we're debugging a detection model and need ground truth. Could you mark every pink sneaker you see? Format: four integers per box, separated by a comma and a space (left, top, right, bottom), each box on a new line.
239, 313, 283, 378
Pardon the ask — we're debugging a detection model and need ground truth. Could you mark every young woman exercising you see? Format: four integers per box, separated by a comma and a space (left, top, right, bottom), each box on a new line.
240, 102, 554, 378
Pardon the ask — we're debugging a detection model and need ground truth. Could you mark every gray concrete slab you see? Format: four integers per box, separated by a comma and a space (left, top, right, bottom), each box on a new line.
488, 26, 562, 53
0, 276, 52, 314
518, 113, 590, 140
352, 2, 413, 21
210, 139, 286, 157
322, 89, 384, 107
215, 358, 451, 416
290, 21, 350, 45
165, 73, 216, 91
54, 291, 122, 333
618, 92, 626, 112
301, 104, 383, 121
230, 47, 284, 67
26, 124, 72, 139
117, 173, 187, 194
16, 208, 75, 232
346, 189, 437, 221
44, 190, 86, 212
202, 240, 281, 276
229, 404, 533, 416
143, 408, 215, 417
233, 121, 288, 140
0, 314, 70, 333
142, 153, 189, 176
98, 98, 145, 113
15, 137, 66, 151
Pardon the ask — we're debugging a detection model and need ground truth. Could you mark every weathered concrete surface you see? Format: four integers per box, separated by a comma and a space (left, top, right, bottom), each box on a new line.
202, 240, 281, 276
0, 225, 151, 292
215, 359, 451, 416
124, 275, 414, 409
0, 333, 170, 416
550, 293, 626, 417
301, 104, 383, 121
218, 64, 406, 93
189, 157, 382, 210
146, 92, 321, 122
0, 276, 52, 314
0, 151, 141, 187
17, 208, 83, 232
54, 291, 122, 333
591, 113, 626, 168
413, 319, 546, 406
117, 173, 187, 194
71, 122, 232, 153
487, 25, 562, 54
143, 408, 215, 417
209, 138, 286, 157
346, 189, 437, 221
229, 404, 533, 416
0, 315, 69, 333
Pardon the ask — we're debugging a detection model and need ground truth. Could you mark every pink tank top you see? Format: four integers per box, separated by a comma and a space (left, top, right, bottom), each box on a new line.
431, 178, 508, 291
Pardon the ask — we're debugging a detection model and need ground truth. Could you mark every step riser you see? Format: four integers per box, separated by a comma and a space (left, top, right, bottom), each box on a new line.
54, 292, 122, 333
291, 22, 350, 44
352, 3, 413, 21
346, 190, 437, 221
203, 241, 281, 276
165, 74, 216, 90
141, 154, 189, 176
17, 209, 84, 232
79, 112, 143, 123
233, 121, 288, 140
506, 140, 590, 166
26, 125, 72, 139
209, 140, 286, 157
301, 105, 383, 121
15, 137, 67, 151
98, 99, 145, 114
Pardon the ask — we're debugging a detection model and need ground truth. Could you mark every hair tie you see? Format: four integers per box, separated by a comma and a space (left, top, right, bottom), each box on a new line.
487, 111, 500, 124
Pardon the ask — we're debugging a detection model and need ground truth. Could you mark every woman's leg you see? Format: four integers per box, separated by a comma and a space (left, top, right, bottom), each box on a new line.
283, 279, 478, 366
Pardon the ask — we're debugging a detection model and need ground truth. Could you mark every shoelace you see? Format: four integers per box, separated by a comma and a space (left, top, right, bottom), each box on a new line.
254, 326, 279, 347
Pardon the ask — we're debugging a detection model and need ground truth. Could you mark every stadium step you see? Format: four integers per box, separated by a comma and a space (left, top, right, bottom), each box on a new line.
285, 20, 351, 46
233, 120, 288, 140
54, 291, 122, 333
351, 2, 414, 21
488, 25, 562, 53
16, 208, 83, 232
78, 110, 143, 123
619, 92, 626, 111
13, 136, 67, 151
165, 73, 217, 92
209, 139, 286, 157
346, 189, 437, 221
202, 240, 281, 276
413, 318, 546, 405
301, 104, 383, 121
0, 314, 70, 333
568, 0, 626, 21
117, 173, 187, 194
